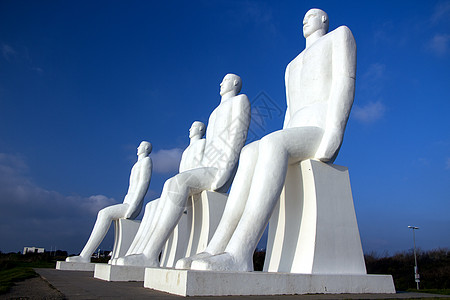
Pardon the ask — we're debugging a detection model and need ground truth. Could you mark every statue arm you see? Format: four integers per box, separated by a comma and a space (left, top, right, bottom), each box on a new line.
125, 157, 152, 218
211, 95, 251, 190
314, 26, 356, 163
283, 63, 291, 129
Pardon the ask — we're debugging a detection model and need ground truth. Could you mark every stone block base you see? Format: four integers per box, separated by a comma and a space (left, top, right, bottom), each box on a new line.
94, 264, 145, 281
144, 268, 396, 296
56, 261, 95, 271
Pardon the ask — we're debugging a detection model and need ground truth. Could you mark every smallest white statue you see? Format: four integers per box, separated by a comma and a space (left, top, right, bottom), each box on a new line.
66, 141, 152, 263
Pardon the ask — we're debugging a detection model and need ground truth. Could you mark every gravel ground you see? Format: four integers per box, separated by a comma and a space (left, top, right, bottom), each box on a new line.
0, 276, 65, 300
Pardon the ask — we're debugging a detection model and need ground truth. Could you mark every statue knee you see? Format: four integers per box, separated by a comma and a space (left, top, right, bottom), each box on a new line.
240, 142, 259, 161
164, 175, 189, 207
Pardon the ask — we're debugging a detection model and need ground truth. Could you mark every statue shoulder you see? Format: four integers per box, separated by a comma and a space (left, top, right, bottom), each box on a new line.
329, 26, 355, 43
141, 156, 152, 168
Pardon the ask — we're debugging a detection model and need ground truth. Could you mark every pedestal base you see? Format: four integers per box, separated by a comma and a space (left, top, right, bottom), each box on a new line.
94, 264, 145, 281
56, 261, 95, 271
144, 268, 396, 296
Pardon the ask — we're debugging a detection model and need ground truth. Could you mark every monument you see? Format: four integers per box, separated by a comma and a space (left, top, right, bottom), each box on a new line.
143, 9, 396, 296
90, 74, 250, 282
119, 121, 206, 262
94, 121, 222, 281
113, 74, 251, 268
57, 141, 152, 270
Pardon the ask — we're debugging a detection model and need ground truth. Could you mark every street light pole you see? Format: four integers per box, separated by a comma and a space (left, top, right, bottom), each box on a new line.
408, 225, 420, 290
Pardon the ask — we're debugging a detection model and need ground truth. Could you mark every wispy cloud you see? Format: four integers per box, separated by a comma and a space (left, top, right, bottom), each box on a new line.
431, 1, 450, 24
151, 148, 183, 173
225, 1, 277, 35
363, 63, 386, 81
352, 101, 386, 124
1, 43, 16, 61
0, 153, 117, 253
446, 157, 450, 170
359, 63, 387, 97
427, 33, 450, 56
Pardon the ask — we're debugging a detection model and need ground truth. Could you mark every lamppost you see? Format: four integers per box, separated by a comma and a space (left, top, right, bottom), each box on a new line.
408, 225, 420, 290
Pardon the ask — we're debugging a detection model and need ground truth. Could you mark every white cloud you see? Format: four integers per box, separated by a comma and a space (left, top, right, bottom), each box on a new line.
428, 33, 450, 56
151, 148, 183, 173
1, 43, 16, 61
0, 153, 117, 253
446, 158, 450, 170
352, 101, 386, 124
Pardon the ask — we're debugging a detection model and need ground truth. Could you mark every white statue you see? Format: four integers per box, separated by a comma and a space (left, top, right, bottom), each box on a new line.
66, 141, 152, 263
115, 74, 251, 267
178, 8, 356, 272
179, 121, 206, 172
116, 121, 206, 259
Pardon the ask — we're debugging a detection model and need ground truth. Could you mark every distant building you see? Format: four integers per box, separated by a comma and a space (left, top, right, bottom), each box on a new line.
23, 247, 45, 254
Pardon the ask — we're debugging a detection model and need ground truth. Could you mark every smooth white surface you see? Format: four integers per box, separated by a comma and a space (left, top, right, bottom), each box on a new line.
94, 264, 145, 281
115, 74, 250, 267
264, 160, 366, 274
187, 8, 356, 272
110, 219, 141, 260
66, 141, 152, 263
144, 268, 395, 296
56, 261, 95, 271
123, 122, 206, 261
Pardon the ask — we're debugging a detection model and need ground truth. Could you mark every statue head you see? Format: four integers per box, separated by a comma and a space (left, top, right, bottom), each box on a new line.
303, 8, 329, 38
189, 121, 206, 139
137, 141, 152, 156
220, 73, 242, 97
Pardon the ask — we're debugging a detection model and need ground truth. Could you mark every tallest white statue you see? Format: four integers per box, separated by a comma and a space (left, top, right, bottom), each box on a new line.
177, 8, 357, 272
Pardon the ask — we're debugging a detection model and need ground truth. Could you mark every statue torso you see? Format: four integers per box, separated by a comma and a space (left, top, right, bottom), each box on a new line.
285, 31, 335, 129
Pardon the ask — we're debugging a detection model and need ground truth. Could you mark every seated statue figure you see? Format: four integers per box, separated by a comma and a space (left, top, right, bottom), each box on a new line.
177, 8, 356, 272
117, 121, 206, 259
115, 73, 251, 267
66, 141, 152, 263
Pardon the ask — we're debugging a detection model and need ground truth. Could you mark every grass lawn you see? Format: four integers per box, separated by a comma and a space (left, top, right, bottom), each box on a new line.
0, 266, 37, 294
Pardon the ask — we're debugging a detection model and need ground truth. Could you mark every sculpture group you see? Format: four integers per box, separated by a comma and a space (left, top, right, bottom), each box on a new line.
62, 9, 395, 296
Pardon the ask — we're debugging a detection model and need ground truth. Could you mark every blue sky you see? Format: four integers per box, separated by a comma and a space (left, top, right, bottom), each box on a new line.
0, 0, 448, 256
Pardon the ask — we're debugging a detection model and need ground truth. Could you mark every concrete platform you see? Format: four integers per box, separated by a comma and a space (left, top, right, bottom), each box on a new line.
94, 263, 145, 281
35, 268, 448, 299
56, 261, 96, 271
144, 268, 396, 297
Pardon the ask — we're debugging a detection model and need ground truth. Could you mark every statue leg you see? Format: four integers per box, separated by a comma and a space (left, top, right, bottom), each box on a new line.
66, 204, 128, 263
116, 168, 217, 267
176, 142, 260, 269
191, 127, 324, 271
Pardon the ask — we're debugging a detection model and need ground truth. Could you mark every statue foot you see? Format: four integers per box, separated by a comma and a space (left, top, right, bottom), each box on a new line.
190, 252, 252, 272
175, 252, 212, 269
115, 254, 159, 267
65, 255, 90, 263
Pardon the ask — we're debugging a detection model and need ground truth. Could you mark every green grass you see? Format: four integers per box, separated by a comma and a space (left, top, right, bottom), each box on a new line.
0, 252, 67, 295
0, 266, 37, 294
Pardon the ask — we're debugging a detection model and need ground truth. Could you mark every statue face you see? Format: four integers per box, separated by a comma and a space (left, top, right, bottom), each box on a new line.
189, 123, 203, 138
137, 141, 151, 155
220, 75, 236, 96
303, 9, 326, 38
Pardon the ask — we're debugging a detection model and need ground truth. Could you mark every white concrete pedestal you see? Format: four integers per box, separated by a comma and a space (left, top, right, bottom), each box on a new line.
264, 160, 367, 274
160, 191, 227, 268
94, 191, 227, 281
56, 261, 95, 271
110, 219, 141, 260
94, 264, 145, 281
143, 268, 396, 296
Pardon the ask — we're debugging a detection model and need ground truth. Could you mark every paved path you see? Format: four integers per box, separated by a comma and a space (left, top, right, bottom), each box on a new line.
36, 268, 449, 300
